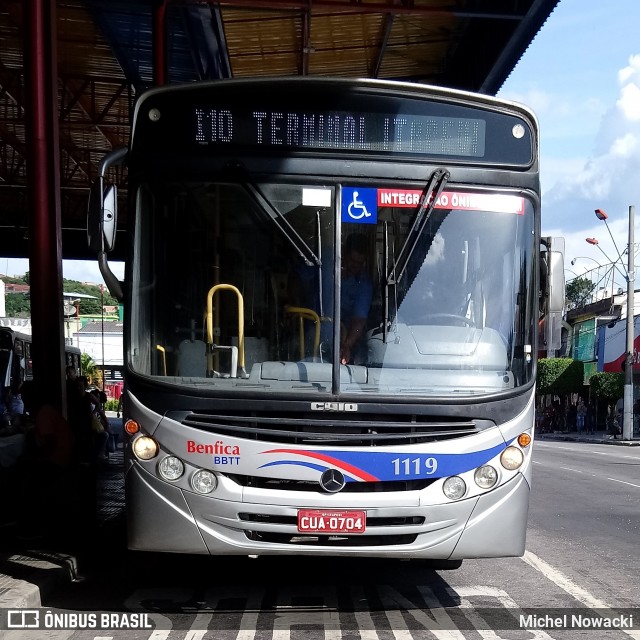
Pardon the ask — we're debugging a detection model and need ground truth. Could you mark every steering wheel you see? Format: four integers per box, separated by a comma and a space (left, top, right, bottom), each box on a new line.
423, 313, 476, 327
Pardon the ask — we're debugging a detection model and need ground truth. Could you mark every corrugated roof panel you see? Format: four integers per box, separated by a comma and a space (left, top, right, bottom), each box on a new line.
0, 0, 561, 259
222, 8, 301, 76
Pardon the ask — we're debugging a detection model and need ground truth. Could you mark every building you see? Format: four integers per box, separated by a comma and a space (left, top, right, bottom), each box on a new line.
74, 320, 123, 367
74, 319, 124, 397
565, 295, 624, 384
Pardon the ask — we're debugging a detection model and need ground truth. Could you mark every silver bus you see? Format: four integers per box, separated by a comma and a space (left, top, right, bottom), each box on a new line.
88, 78, 563, 562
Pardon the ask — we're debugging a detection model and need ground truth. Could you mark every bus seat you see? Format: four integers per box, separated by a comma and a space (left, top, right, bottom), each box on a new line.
176, 339, 207, 377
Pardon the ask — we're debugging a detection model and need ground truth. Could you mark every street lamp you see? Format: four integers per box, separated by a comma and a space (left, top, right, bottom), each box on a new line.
571, 256, 601, 267
595, 209, 625, 265
592, 206, 635, 440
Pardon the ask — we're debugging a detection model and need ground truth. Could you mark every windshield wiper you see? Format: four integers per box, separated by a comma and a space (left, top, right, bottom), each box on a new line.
386, 168, 449, 287
221, 162, 321, 267
383, 168, 450, 340
243, 180, 321, 267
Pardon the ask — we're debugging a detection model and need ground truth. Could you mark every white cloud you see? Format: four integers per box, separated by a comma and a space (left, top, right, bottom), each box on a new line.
610, 132, 639, 157
617, 82, 640, 121
542, 53, 640, 244
618, 54, 640, 83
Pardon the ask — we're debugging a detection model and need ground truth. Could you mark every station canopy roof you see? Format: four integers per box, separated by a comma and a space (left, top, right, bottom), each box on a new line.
0, 0, 559, 262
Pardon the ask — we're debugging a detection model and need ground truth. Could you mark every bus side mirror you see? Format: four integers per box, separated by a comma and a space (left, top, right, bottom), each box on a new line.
540, 236, 565, 314
88, 178, 118, 253
540, 236, 565, 354
87, 147, 127, 302
87, 146, 127, 254
547, 237, 565, 314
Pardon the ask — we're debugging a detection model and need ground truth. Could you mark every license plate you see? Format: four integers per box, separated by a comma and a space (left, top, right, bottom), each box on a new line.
297, 509, 366, 534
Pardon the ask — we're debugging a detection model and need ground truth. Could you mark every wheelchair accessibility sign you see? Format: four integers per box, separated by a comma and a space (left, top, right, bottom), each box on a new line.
342, 187, 377, 224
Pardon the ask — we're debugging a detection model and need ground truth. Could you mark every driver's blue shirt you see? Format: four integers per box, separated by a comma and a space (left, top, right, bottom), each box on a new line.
341, 273, 373, 324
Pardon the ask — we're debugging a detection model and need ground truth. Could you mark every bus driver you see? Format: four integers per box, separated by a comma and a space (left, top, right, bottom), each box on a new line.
340, 233, 373, 365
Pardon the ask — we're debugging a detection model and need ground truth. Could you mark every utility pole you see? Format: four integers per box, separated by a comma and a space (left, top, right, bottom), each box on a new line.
592, 205, 636, 440
623, 205, 635, 440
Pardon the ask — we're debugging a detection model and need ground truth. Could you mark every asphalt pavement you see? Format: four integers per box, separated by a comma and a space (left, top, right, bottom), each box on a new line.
0, 419, 638, 612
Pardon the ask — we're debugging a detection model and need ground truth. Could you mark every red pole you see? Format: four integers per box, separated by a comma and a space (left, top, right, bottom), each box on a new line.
23, 0, 66, 413
153, 0, 168, 86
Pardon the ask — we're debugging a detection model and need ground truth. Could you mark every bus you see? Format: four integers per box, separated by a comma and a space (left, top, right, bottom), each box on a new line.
0, 326, 82, 392
88, 78, 564, 561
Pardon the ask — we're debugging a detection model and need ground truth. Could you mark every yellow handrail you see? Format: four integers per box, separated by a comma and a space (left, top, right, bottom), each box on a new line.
156, 344, 167, 376
285, 306, 321, 359
206, 283, 245, 371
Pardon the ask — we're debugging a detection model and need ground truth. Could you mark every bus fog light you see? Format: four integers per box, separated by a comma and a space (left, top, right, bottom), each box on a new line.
443, 476, 466, 500
132, 435, 159, 460
191, 469, 217, 494
474, 465, 498, 489
158, 456, 184, 481
501, 446, 524, 470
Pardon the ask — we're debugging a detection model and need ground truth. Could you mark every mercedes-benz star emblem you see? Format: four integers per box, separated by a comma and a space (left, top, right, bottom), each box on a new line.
319, 469, 346, 493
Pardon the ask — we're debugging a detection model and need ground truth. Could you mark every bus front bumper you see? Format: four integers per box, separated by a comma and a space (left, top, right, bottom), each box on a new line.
126, 463, 530, 559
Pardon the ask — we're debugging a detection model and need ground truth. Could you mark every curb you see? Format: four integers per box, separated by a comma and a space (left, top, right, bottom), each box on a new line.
0, 550, 80, 608
538, 434, 640, 446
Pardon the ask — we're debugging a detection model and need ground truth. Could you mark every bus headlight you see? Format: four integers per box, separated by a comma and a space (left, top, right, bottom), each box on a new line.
474, 465, 498, 489
158, 456, 184, 481
132, 435, 159, 460
500, 446, 524, 470
442, 476, 466, 500
191, 469, 218, 494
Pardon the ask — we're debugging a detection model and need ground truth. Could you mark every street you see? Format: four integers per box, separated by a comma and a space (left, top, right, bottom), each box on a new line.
9, 440, 640, 639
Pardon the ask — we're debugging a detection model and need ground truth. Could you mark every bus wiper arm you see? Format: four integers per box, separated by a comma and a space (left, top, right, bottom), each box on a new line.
242, 181, 321, 267
386, 168, 449, 287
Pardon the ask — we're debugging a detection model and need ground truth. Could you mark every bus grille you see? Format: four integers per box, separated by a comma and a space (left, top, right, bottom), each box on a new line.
176, 410, 487, 446
239, 513, 424, 526
226, 475, 437, 492
244, 531, 418, 546
239, 513, 422, 546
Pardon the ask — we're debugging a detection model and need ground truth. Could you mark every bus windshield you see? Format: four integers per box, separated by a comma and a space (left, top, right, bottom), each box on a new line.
130, 176, 536, 397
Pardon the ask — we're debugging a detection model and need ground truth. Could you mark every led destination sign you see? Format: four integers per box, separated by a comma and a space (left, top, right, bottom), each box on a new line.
194, 108, 486, 158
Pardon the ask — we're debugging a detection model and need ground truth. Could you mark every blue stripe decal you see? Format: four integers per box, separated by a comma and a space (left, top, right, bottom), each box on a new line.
258, 441, 509, 481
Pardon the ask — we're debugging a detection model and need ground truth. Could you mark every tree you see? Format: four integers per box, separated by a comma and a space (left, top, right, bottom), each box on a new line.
589, 371, 624, 414
62, 279, 118, 315
2, 273, 119, 318
81, 353, 102, 386
537, 358, 584, 395
3, 293, 30, 317
566, 276, 596, 310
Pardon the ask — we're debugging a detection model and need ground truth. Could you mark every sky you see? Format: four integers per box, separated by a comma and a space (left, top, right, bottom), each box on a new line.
497, 0, 640, 289
3, 0, 640, 286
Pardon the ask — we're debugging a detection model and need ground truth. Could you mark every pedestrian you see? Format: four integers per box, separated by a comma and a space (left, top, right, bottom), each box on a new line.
585, 402, 594, 434
17, 380, 77, 541
117, 386, 124, 418
576, 399, 586, 433
88, 388, 111, 459
67, 376, 102, 463
568, 402, 577, 433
